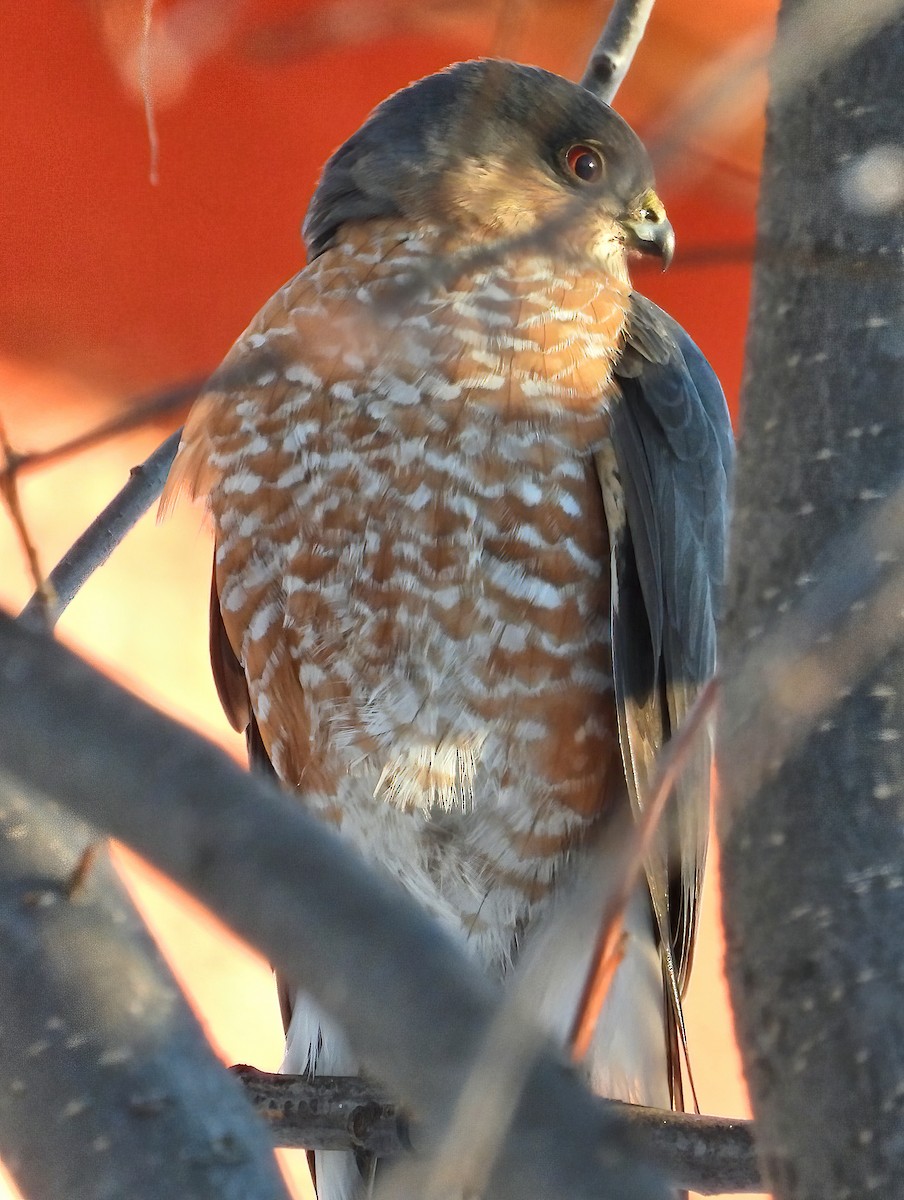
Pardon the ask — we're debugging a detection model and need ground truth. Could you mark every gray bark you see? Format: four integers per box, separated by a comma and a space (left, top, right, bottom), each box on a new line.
0, 781, 289, 1200
717, 7, 904, 1199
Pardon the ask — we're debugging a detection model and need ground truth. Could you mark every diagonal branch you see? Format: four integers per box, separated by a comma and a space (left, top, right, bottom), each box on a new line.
19, 429, 182, 630
3, 483, 901, 1194
16, 364, 278, 628
0, 611, 666, 1200
648, 0, 904, 182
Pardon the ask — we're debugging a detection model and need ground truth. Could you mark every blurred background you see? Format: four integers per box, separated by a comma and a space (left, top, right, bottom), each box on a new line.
0, 1, 777, 1196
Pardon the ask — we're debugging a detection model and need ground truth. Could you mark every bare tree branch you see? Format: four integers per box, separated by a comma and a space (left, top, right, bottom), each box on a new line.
580, 0, 656, 103
0, 782, 289, 1200
232, 1068, 762, 1195
230, 1069, 411, 1157
19, 429, 181, 630
0, 383, 199, 482
0, 611, 666, 1200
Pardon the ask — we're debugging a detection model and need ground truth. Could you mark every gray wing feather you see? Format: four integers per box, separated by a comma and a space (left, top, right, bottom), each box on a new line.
608, 293, 733, 997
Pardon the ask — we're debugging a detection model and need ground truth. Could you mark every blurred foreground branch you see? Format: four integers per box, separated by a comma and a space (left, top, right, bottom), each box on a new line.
2, 431, 900, 1192
650, 0, 904, 183
0, 611, 665, 1200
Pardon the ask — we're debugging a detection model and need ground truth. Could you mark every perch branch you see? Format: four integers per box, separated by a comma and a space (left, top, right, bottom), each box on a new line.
232, 1067, 761, 1195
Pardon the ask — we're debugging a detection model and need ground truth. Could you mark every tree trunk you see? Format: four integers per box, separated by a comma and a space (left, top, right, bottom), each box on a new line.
718, 7, 904, 1199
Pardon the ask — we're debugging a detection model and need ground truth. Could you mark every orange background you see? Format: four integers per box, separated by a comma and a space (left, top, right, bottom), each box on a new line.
0, 2, 775, 1197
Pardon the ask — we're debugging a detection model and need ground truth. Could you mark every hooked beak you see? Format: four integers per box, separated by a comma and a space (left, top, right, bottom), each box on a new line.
620, 198, 675, 270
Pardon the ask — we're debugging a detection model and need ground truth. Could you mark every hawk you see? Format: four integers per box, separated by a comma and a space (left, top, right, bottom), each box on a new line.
164, 59, 733, 1200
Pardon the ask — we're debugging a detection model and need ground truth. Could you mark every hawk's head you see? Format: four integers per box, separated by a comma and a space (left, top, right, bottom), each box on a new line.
304, 59, 673, 276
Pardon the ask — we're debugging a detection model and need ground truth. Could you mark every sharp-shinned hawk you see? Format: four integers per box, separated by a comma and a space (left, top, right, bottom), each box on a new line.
164, 58, 733, 1200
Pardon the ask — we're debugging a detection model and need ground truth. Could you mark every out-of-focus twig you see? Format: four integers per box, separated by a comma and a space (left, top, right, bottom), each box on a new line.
140, 0, 160, 185
14, 368, 283, 627
19, 429, 182, 630
233, 1067, 762, 1195
580, 0, 656, 103
651, 0, 904, 180
64, 841, 100, 899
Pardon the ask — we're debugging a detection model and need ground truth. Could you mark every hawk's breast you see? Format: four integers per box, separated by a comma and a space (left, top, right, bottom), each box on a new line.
172, 218, 631, 952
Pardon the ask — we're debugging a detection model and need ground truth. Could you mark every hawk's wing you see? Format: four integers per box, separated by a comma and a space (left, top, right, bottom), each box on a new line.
603, 294, 733, 1085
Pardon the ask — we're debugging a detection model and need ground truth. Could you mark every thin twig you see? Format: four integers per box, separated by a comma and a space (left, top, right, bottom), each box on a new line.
0, 380, 201, 483
0, 416, 52, 621
232, 1067, 761, 1195
19, 429, 182, 630
580, 0, 657, 103
569, 930, 627, 1061
15, 364, 280, 628
568, 677, 721, 1060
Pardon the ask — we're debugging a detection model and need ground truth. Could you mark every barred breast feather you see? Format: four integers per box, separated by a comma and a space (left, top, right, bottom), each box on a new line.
163, 219, 669, 1143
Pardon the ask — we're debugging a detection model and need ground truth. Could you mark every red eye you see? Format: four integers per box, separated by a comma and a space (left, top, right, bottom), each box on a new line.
565, 144, 603, 183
